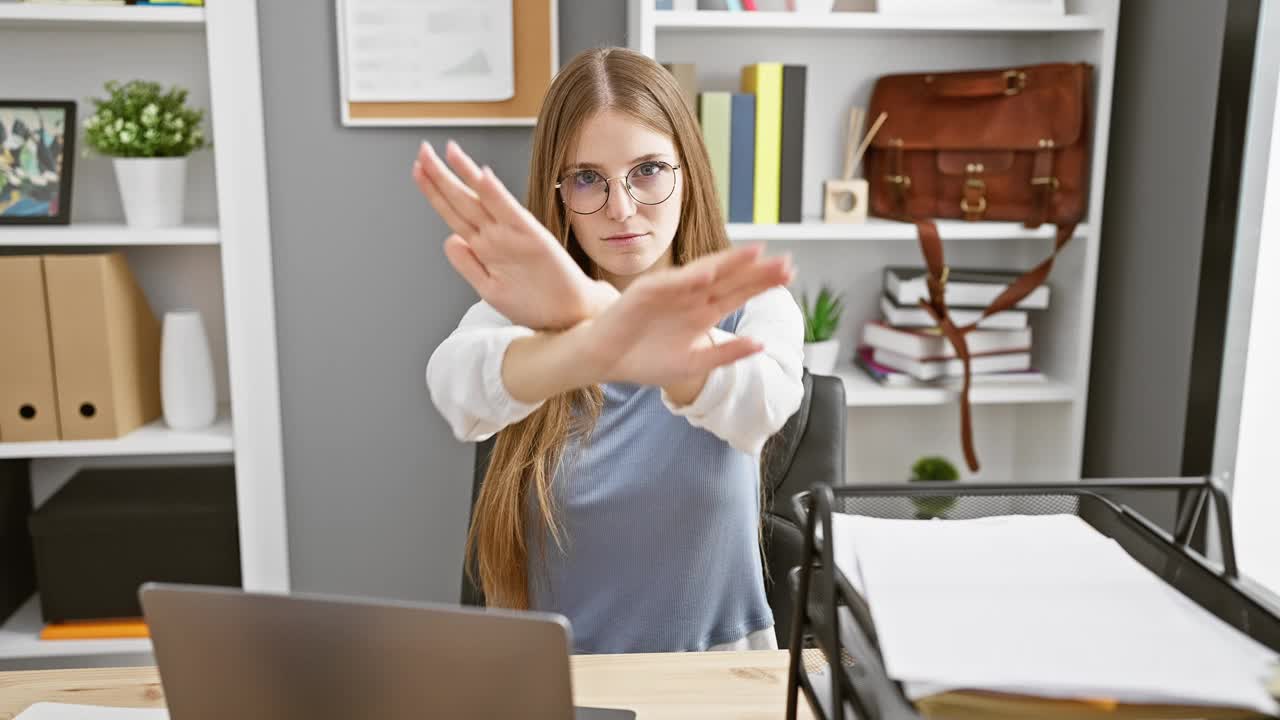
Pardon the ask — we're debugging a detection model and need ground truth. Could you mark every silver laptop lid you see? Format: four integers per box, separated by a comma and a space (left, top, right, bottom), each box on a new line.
140, 582, 578, 720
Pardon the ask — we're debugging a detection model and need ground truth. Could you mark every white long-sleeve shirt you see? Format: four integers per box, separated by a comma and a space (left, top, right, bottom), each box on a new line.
425, 285, 806, 456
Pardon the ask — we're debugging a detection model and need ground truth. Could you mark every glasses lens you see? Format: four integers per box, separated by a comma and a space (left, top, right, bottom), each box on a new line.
560, 170, 608, 214
627, 162, 676, 205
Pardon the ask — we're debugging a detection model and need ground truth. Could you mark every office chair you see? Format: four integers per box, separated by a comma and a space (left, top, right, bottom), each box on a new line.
461, 369, 848, 647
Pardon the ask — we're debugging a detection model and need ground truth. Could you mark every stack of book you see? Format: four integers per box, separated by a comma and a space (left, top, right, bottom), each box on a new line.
856, 267, 1050, 388
664, 61, 807, 224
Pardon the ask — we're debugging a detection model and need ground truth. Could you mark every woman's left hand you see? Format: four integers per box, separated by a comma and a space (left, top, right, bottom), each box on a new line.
412, 140, 617, 331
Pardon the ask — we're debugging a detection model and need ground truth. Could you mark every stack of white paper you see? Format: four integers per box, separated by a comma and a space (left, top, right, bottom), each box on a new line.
828, 513, 1280, 716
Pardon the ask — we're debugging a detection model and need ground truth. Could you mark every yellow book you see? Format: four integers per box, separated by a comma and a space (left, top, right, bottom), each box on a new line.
740, 63, 783, 225
40, 618, 150, 640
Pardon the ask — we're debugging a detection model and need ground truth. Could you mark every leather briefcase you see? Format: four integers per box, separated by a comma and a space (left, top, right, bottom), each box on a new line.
867, 62, 1092, 226
864, 63, 1093, 472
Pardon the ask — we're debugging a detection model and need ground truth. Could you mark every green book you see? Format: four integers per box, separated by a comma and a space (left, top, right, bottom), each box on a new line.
699, 92, 732, 223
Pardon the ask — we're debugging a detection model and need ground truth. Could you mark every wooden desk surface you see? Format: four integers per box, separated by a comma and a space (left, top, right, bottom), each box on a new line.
0, 649, 815, 720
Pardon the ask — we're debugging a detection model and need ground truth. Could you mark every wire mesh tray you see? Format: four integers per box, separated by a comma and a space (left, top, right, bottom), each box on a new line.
783, 478, 1280, 720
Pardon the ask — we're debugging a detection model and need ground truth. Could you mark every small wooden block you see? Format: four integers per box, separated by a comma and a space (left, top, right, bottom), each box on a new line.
823, 178, 869, 223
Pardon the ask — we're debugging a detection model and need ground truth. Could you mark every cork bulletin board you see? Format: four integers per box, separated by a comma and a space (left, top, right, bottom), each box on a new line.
336, 0, 559, 127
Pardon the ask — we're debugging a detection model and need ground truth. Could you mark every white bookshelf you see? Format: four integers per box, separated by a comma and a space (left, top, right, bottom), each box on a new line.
728, 218, 1089, 243
0, 3, 204, 30
630, 0, 1119, 484
0, 596, 151, 664
649, 8, 1107, 34
1, 224, 219, 247
0, 408, 232, 460
0, 0, 286, 667
833, 362, 1075, 407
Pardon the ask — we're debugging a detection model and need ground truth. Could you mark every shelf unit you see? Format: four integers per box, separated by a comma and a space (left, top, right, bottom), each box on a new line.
629, 0, 1119, 484
0, 596, 151, 667
727, 218, 1089, 242
833, 362, 1075, 407
648, 8, 1108, 34
0, 409, 233, 460
0, 0, 287, 668
1, 224, 219, 247
0, 3, 204, 29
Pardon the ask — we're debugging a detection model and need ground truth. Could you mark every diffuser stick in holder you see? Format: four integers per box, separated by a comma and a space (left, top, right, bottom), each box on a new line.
824, 108, 887, 223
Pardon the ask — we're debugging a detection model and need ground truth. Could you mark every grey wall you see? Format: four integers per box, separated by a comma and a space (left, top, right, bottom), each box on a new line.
256, 1, 626, 601
1082, 1, 1229, 478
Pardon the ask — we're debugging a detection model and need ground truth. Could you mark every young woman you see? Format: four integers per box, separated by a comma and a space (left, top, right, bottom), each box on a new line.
416, 47, 805, 654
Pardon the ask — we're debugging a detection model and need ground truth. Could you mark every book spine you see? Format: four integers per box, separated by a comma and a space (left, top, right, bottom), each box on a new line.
662, 63, 699, 115
699, 92, 733, 223
729, 93, 756, 224
779, 65, 807, 223
741, 63, 783, 224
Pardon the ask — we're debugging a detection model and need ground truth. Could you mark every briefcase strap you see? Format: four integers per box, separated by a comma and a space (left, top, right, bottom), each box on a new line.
912, 220, 1077, 472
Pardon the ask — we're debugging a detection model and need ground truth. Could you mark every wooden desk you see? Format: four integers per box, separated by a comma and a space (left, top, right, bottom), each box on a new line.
0, 649, 815, 720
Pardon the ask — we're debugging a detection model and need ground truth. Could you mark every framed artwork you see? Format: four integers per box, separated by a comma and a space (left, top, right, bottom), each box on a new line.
335, 0, 558, 126
0, 100, 76, 225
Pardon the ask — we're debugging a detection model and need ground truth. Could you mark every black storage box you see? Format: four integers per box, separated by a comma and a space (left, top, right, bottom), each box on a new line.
1, 460, 37, 625
28, 465, 241, 622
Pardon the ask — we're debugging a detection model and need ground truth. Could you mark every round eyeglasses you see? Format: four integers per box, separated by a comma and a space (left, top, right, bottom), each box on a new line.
555, 160, 681, 215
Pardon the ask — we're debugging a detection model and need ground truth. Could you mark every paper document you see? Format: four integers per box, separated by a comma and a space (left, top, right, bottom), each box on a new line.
14, 704, 168, 720
828, 513, 1280, 715
340, 0, 515, 103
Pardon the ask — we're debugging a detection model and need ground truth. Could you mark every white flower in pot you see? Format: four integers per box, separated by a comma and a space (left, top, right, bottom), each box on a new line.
83, 80, 208, 228
800, 284, 844, 375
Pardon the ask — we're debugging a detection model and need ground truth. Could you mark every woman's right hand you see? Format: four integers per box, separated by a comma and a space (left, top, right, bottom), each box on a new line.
576, 244, 793, 388
413, 140, 617, 331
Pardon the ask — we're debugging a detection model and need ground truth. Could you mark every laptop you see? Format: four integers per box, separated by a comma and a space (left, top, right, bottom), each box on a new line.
139, 583, 635, 720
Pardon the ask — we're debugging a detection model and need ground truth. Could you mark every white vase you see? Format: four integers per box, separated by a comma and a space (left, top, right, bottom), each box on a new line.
161, 310, 216, 431
803, 339, 841, 375
113, 157, 187, 228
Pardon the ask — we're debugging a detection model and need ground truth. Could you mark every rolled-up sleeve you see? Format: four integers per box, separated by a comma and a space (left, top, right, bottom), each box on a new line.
426, 301, 545, 442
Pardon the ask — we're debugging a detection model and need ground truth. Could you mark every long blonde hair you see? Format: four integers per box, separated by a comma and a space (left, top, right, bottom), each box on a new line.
465, 47, 732, 609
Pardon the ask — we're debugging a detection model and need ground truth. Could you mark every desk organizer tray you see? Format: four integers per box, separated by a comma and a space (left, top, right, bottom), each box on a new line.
783, 478, 1280, 720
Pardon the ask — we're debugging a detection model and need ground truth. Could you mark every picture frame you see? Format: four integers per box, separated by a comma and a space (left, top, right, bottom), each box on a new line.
0, 99, 76, 225
334, 0, 559, 127
876, 0, 1065, 15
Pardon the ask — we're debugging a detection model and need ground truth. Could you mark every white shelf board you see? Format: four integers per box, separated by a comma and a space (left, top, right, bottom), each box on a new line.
832, 361, 1076, 407
0, 3, 204, 30
652, 10, 1105, 33
0, 408, 232, 460
0, 224, 219, 247
0, 595, 152, 662
727, 218, 1087, 243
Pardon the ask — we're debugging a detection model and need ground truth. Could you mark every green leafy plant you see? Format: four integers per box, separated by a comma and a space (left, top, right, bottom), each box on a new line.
909, 455, 959, 520
800, 285, 844, 343
82, 80, 207, 158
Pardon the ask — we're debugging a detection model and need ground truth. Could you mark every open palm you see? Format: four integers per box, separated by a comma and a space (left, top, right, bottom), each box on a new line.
413, 141, 615, 330
582, 244, 793, 388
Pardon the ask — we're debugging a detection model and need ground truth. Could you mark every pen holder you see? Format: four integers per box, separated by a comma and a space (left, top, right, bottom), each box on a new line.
823, 177, 869, 223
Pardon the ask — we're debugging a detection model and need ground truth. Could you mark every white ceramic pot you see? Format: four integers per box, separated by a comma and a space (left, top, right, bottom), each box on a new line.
161, 310, 216, 430
113, 156, 187, 228
803, 339, 841, 375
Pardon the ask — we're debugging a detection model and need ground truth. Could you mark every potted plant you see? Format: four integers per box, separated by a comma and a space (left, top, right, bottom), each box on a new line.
800, 284, 844, 374
909, 455, 959, 520
83, 80, 207, 228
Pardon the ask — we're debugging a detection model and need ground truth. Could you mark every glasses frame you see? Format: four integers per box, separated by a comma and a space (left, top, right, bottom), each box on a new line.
554, 160, 682, 215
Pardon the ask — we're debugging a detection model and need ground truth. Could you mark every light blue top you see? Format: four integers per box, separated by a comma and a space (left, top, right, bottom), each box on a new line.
527, 309, 773, 654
